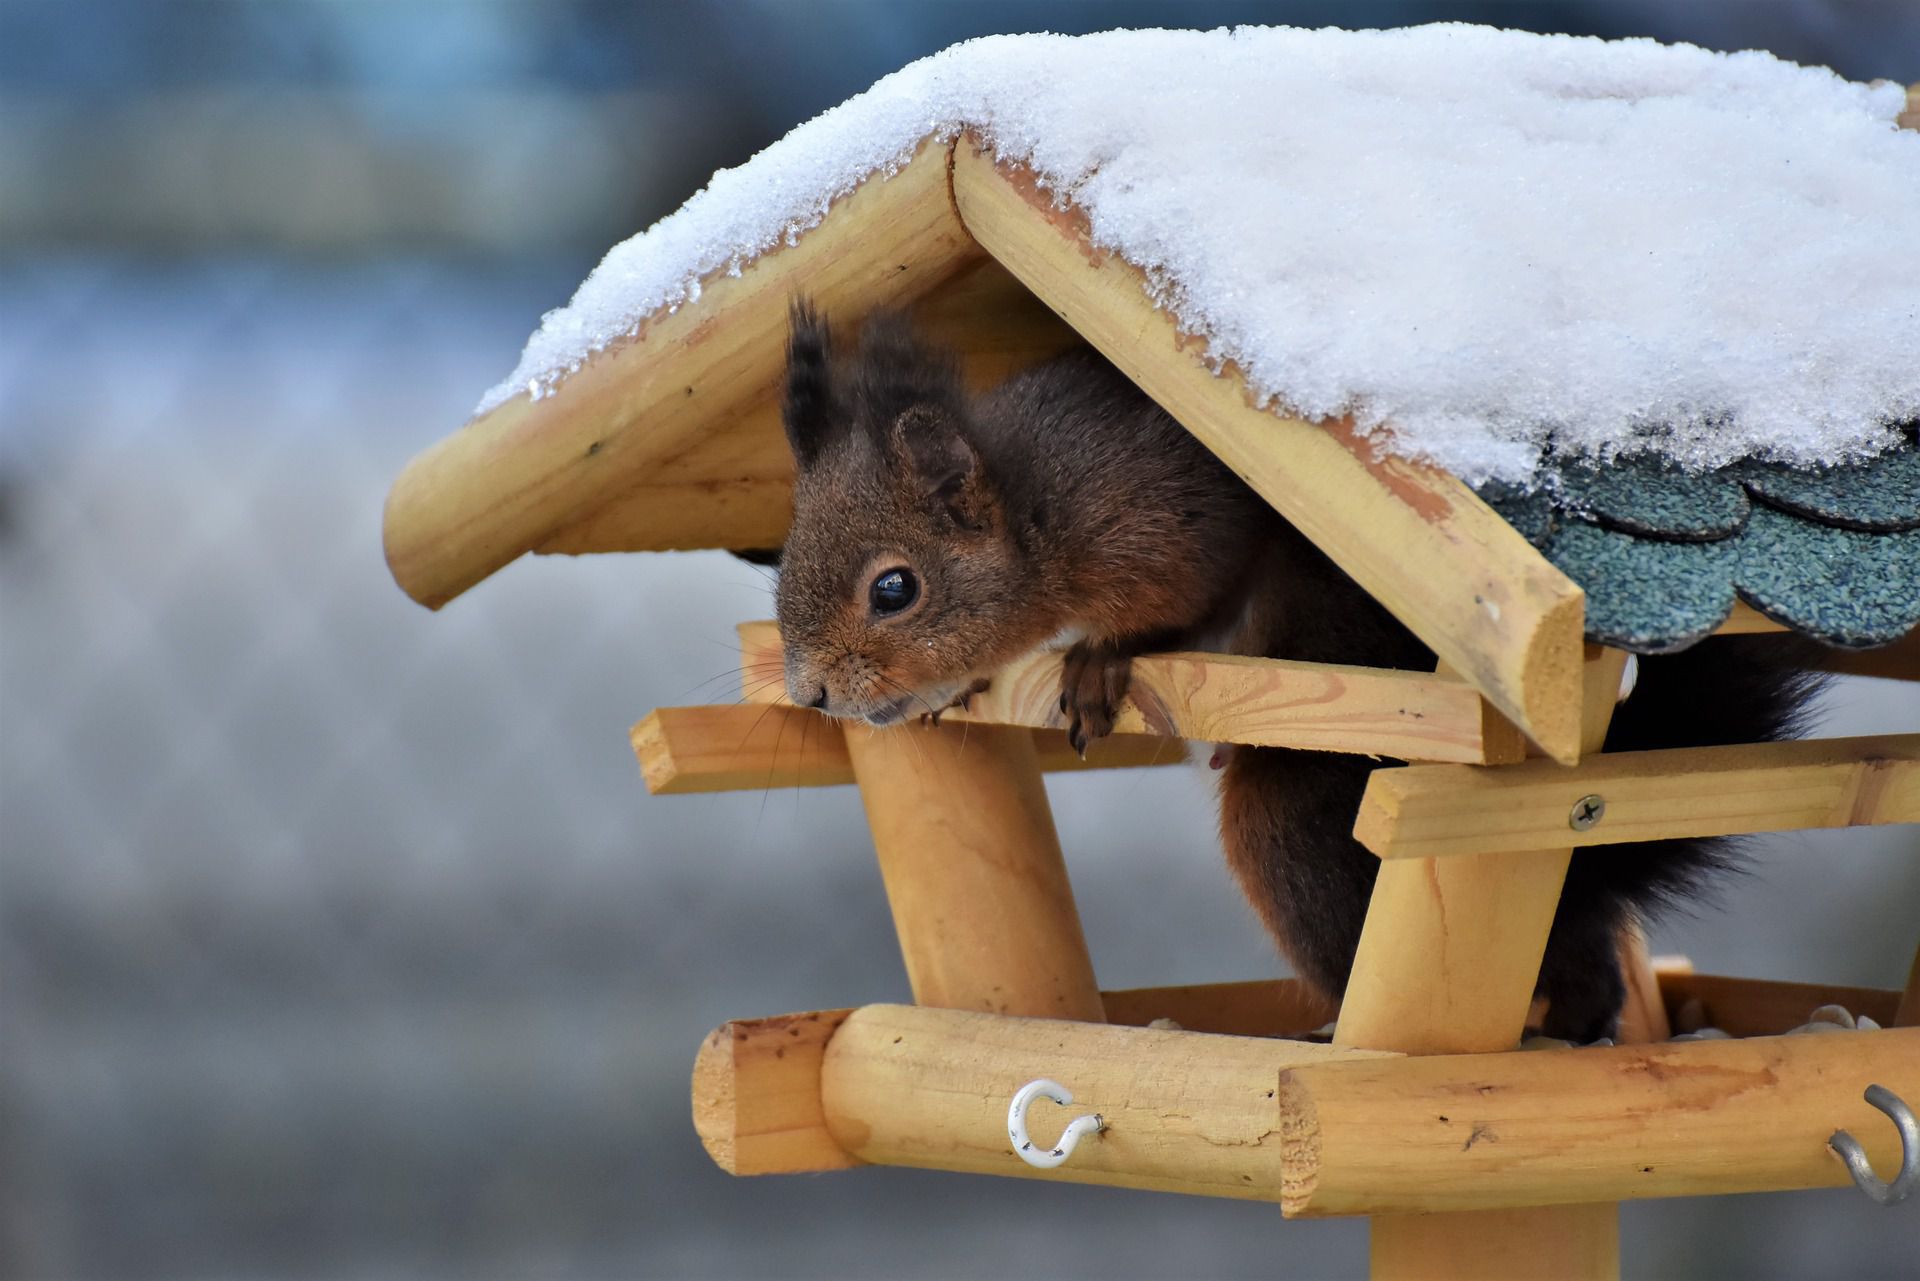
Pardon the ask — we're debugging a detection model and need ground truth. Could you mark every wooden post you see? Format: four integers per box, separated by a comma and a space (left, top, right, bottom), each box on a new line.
843, 720, 1106, 1022
1336, 646, 1629, 1281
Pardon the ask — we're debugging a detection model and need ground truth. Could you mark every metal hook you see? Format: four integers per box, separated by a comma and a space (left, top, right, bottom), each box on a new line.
1008, 1077, 1104, 1170
1829, 1083, 1919, 1207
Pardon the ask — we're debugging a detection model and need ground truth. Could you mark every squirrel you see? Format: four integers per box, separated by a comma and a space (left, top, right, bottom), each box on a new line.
771, 301, 1821, 1043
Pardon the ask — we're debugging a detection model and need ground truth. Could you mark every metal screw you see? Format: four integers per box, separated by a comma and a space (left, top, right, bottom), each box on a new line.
1569, 794, 1606, 832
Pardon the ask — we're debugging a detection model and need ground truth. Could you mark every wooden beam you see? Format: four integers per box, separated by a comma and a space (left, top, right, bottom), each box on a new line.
1278, 1027, 1920, 1217
1815, 627, 1920, 683
384, 138, 982, 608
1101, 978, 1339, 1040
1656, 971, 1903, 1038
738, 621, 1526, 765
632, 705, 1184, 795
948, 140, 1587, 763
1353, 733, 1920, 861
692, 1008, 860, 1176
817, 1003, 1391, 1200
846, 720, 1106, 1021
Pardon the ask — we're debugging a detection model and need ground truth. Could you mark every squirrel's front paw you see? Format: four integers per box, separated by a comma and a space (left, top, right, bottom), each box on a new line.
1059, 641, 1131, 756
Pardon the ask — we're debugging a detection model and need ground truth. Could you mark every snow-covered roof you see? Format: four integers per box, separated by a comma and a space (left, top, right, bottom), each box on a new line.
478, 24, 1920, 487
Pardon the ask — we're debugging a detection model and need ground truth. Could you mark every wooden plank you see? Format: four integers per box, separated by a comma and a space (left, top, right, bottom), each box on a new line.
1101, 978, 1338, 1040
845, 720, 1106, 1021
384, 138, 982, 609
1278, 1027, 1920, 1217
537, 258, 1086, 556
948, 140, 1587, 763
632, 705, 1184, 795
1354, 734, 1920, 861
1656, 971, 1902, 1038
692, 1008, 860, 1176
817, 1003, 1391, 1200
738, 620, 1526, 765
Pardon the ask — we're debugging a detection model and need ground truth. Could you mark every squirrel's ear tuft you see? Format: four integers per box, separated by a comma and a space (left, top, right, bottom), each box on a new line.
889, 407, 999, 533
783, 299, 838, 468
852, 311, 964, 428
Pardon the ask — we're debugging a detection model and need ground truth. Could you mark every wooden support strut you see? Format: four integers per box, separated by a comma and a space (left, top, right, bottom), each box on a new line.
1353, 732, 1920, 860
737, 621, 1526, 766
1336, 645, 1631, 1281
843, 719, 1107, 1022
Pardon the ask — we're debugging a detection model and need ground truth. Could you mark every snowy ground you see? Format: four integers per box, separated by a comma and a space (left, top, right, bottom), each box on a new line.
2, 257, 1915, 1279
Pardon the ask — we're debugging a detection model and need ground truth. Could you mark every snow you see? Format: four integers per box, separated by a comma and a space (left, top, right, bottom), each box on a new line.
475, 25, 1920, 486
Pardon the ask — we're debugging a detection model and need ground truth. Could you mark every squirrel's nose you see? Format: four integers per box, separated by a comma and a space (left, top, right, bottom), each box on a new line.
805, 686, 829, 711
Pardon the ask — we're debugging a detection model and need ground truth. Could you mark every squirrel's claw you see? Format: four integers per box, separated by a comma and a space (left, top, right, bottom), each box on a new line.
923, 677, 992, 729
1058, 639, 1130, 755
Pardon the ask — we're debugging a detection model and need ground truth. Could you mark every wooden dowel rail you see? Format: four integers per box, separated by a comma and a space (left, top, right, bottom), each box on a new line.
691, 1002, 1918, 1214
817, 1004, 1390, 1200
1353, 733, 1920, 860
737, 621, 1527, 765
1277, 1026, 1920, 1218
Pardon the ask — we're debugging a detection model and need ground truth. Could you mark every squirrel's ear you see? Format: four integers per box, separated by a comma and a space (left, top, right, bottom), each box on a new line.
782, 299, 838, 469
889, 408, 999, 533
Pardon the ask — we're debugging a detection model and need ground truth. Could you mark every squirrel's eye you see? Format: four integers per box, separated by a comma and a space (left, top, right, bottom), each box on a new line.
868, 567, 919, 616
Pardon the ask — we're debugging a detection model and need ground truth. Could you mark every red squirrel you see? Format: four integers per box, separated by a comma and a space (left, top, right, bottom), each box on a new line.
772, 302, 1819, 1042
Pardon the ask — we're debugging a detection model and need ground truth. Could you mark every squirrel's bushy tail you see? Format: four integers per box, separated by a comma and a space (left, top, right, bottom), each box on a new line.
1535, 636, 1825, 1040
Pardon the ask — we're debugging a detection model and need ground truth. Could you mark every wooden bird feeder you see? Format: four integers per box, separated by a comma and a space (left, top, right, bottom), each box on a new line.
385, 73, 1920, 1280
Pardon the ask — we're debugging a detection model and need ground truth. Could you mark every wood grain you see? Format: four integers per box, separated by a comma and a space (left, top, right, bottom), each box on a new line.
1335, 647, 1629, 1056
844, 720, 1106, 1021
384, 139, 980, 608
692, 1008, 860, 1176
1353, 733, 1920, 860
1279, 1027, 1920, 1217
1336, 648, 1628, 1281
631, 705, 1183, 795
818, 1003, 1391, 1200
737, 620, 1526, 765
948, 140, 1587, 763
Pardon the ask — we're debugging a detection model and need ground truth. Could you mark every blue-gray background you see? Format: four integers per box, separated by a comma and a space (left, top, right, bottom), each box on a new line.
3, 2, 1917, 1277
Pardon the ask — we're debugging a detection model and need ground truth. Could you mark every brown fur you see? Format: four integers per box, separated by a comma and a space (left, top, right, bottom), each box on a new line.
773, 304, 1820, 1042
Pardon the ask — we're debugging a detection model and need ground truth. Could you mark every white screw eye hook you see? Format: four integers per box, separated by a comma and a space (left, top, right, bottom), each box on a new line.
1830, 1083, 1919, 1207
1008, 1077, 1105, 1170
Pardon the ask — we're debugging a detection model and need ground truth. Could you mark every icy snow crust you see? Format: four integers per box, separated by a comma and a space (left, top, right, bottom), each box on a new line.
477, 25, 1920, 486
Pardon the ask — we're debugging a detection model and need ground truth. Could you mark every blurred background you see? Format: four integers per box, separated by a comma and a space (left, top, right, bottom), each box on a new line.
2, 1, 1916, 1277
